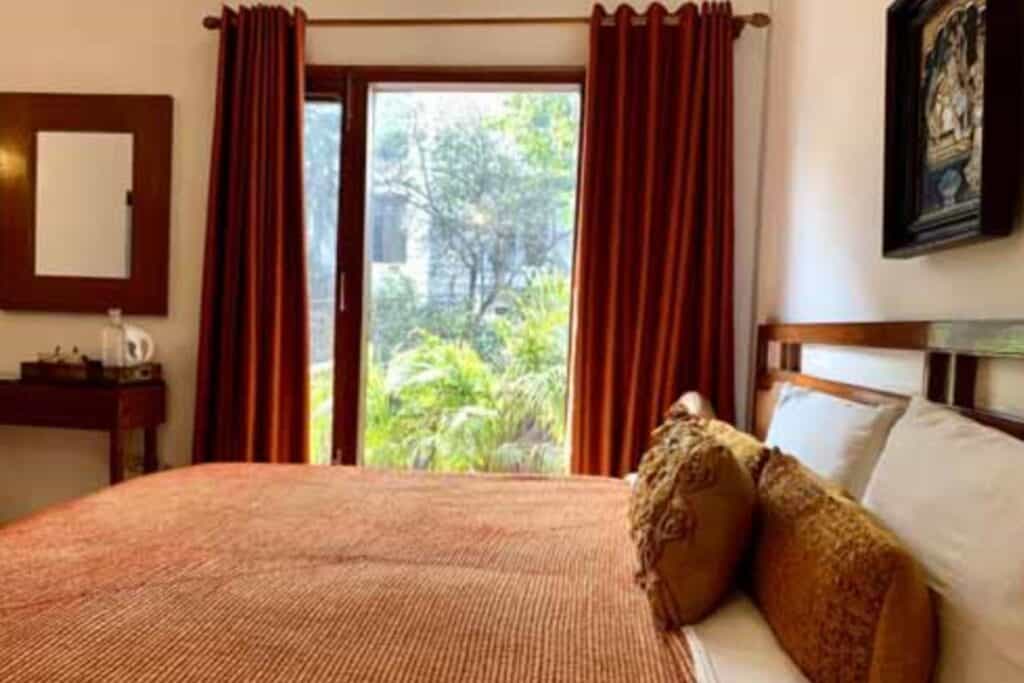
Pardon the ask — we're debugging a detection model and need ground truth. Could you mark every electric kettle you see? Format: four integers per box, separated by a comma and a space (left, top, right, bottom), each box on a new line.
124, 324, 156, 365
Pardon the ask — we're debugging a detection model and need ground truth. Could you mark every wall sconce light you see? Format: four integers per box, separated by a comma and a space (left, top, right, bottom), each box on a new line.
0, 147, 26, 181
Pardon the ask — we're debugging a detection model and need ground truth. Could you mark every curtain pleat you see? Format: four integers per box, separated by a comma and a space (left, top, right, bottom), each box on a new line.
193, 6, 310, 465
571, 2, 736, 477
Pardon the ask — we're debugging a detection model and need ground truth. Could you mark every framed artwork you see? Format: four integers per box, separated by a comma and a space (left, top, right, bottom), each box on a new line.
884, 0, 1022, 258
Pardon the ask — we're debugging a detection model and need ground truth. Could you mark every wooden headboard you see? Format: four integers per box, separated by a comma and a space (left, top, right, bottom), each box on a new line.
753, 321, 1024, 441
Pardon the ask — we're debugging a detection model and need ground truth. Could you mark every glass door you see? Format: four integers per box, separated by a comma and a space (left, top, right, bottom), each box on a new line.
304, 69, 584, 472
361, 84, 582, 473
303, 98, 342, 465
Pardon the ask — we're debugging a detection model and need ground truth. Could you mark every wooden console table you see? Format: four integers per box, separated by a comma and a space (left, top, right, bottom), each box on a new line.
0, 380, 166, 484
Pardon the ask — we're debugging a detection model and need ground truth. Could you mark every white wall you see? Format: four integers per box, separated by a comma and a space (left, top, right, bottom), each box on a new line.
0, 0, 768, 522
0, 1, 221, 521
758, 0, 1024, 324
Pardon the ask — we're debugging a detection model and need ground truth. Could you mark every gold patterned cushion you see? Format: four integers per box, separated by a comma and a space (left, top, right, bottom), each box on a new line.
704, 418, 771, 483
752, 451, 935, 683
630, 416, 756, 629
663, 393, 770, 483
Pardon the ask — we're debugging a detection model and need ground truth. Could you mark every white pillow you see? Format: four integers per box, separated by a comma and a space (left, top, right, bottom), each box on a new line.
764, 383, 903, 498
863, 397, 1024, 683
684, 592, 809, 683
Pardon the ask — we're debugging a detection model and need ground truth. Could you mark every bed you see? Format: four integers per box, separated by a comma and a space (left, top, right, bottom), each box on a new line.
751, 320, 1024, 441
4, 319, 1024, 682
752, 320, 1024, 683
0, 465, 696, 682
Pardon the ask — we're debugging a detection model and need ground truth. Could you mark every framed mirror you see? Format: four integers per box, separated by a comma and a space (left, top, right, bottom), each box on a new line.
0, 93, 172, 315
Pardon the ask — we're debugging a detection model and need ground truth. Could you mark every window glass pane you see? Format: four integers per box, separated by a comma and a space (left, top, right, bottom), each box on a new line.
304, 100, 342, 465
364, 87, 582, 474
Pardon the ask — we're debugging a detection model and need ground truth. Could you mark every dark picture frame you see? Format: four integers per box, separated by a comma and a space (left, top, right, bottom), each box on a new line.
884, 0, 1023, 258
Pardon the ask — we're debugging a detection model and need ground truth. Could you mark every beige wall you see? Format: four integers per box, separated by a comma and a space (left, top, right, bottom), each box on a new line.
0, 0, 768, 522
758, 0, 1024, 325
0, 1, 221, 521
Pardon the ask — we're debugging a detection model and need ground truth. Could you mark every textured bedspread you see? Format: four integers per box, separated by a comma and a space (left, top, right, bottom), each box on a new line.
0, 464, 694, 682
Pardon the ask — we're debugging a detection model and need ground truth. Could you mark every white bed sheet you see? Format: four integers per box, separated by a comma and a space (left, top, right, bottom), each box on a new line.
684, 591, 809, 683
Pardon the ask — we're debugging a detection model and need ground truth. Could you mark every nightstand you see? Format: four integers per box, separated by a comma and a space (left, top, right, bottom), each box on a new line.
0, 380, 166, 484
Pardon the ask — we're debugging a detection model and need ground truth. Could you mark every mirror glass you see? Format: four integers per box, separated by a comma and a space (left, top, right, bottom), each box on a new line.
34, 131, 134, 279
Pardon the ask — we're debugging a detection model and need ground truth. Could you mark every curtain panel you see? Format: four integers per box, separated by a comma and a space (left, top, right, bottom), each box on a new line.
193, 6, 310, 465
571, 2, 736, 477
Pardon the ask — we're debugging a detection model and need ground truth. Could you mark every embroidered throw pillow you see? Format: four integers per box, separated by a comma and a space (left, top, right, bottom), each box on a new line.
703, 418, 772, 483
752, 450, 935, 683
663, 392, 771, 482
629, 416, 756, 629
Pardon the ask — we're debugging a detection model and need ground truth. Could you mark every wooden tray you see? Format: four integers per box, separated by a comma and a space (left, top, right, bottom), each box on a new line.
20, 362, 162, 385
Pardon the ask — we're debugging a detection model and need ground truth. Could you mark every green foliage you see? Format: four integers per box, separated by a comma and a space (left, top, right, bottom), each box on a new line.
308, 92, 581, 473
363, 272, 571, 474
309, 365, 334, 465
374, 334, 503, 471
369, 270, 420, 365
371, 92, 580, 327
490, 92, 581, 187
494, 272, 571, 444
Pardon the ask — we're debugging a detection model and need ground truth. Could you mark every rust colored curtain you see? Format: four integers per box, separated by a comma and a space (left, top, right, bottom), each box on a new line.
193, 6, 310, 465
571, 3, 736, 477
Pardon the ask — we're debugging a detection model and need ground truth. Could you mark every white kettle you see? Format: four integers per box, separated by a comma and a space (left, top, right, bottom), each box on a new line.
124, 324, 156, 366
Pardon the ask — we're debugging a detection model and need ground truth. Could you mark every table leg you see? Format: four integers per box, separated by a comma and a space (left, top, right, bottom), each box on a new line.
109, 428, 124, 485
144, 428, 159, 475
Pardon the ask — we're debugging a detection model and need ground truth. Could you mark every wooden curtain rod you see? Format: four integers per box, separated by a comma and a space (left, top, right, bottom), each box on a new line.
201, 13, 771, 31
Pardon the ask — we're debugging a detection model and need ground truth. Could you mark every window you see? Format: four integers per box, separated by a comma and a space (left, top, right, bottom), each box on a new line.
303, 100, 342, 465
305, 69, 584, 472
363, 86, 582, 473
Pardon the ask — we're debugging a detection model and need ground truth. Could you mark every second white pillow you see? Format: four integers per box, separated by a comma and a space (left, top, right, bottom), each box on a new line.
764, 383, 903, 499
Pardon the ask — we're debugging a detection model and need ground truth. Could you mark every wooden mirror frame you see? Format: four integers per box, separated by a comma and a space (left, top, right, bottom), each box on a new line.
0, 93, 172, 315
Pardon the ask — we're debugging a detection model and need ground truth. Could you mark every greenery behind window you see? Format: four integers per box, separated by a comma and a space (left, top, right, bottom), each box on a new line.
306, 89, 582, 472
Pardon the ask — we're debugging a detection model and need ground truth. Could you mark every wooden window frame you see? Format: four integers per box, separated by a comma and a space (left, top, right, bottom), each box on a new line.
305, 65, 586, 466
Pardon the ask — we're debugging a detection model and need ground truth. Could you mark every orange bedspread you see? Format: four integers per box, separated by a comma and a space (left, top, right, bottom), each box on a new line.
0, 464, 694, 682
